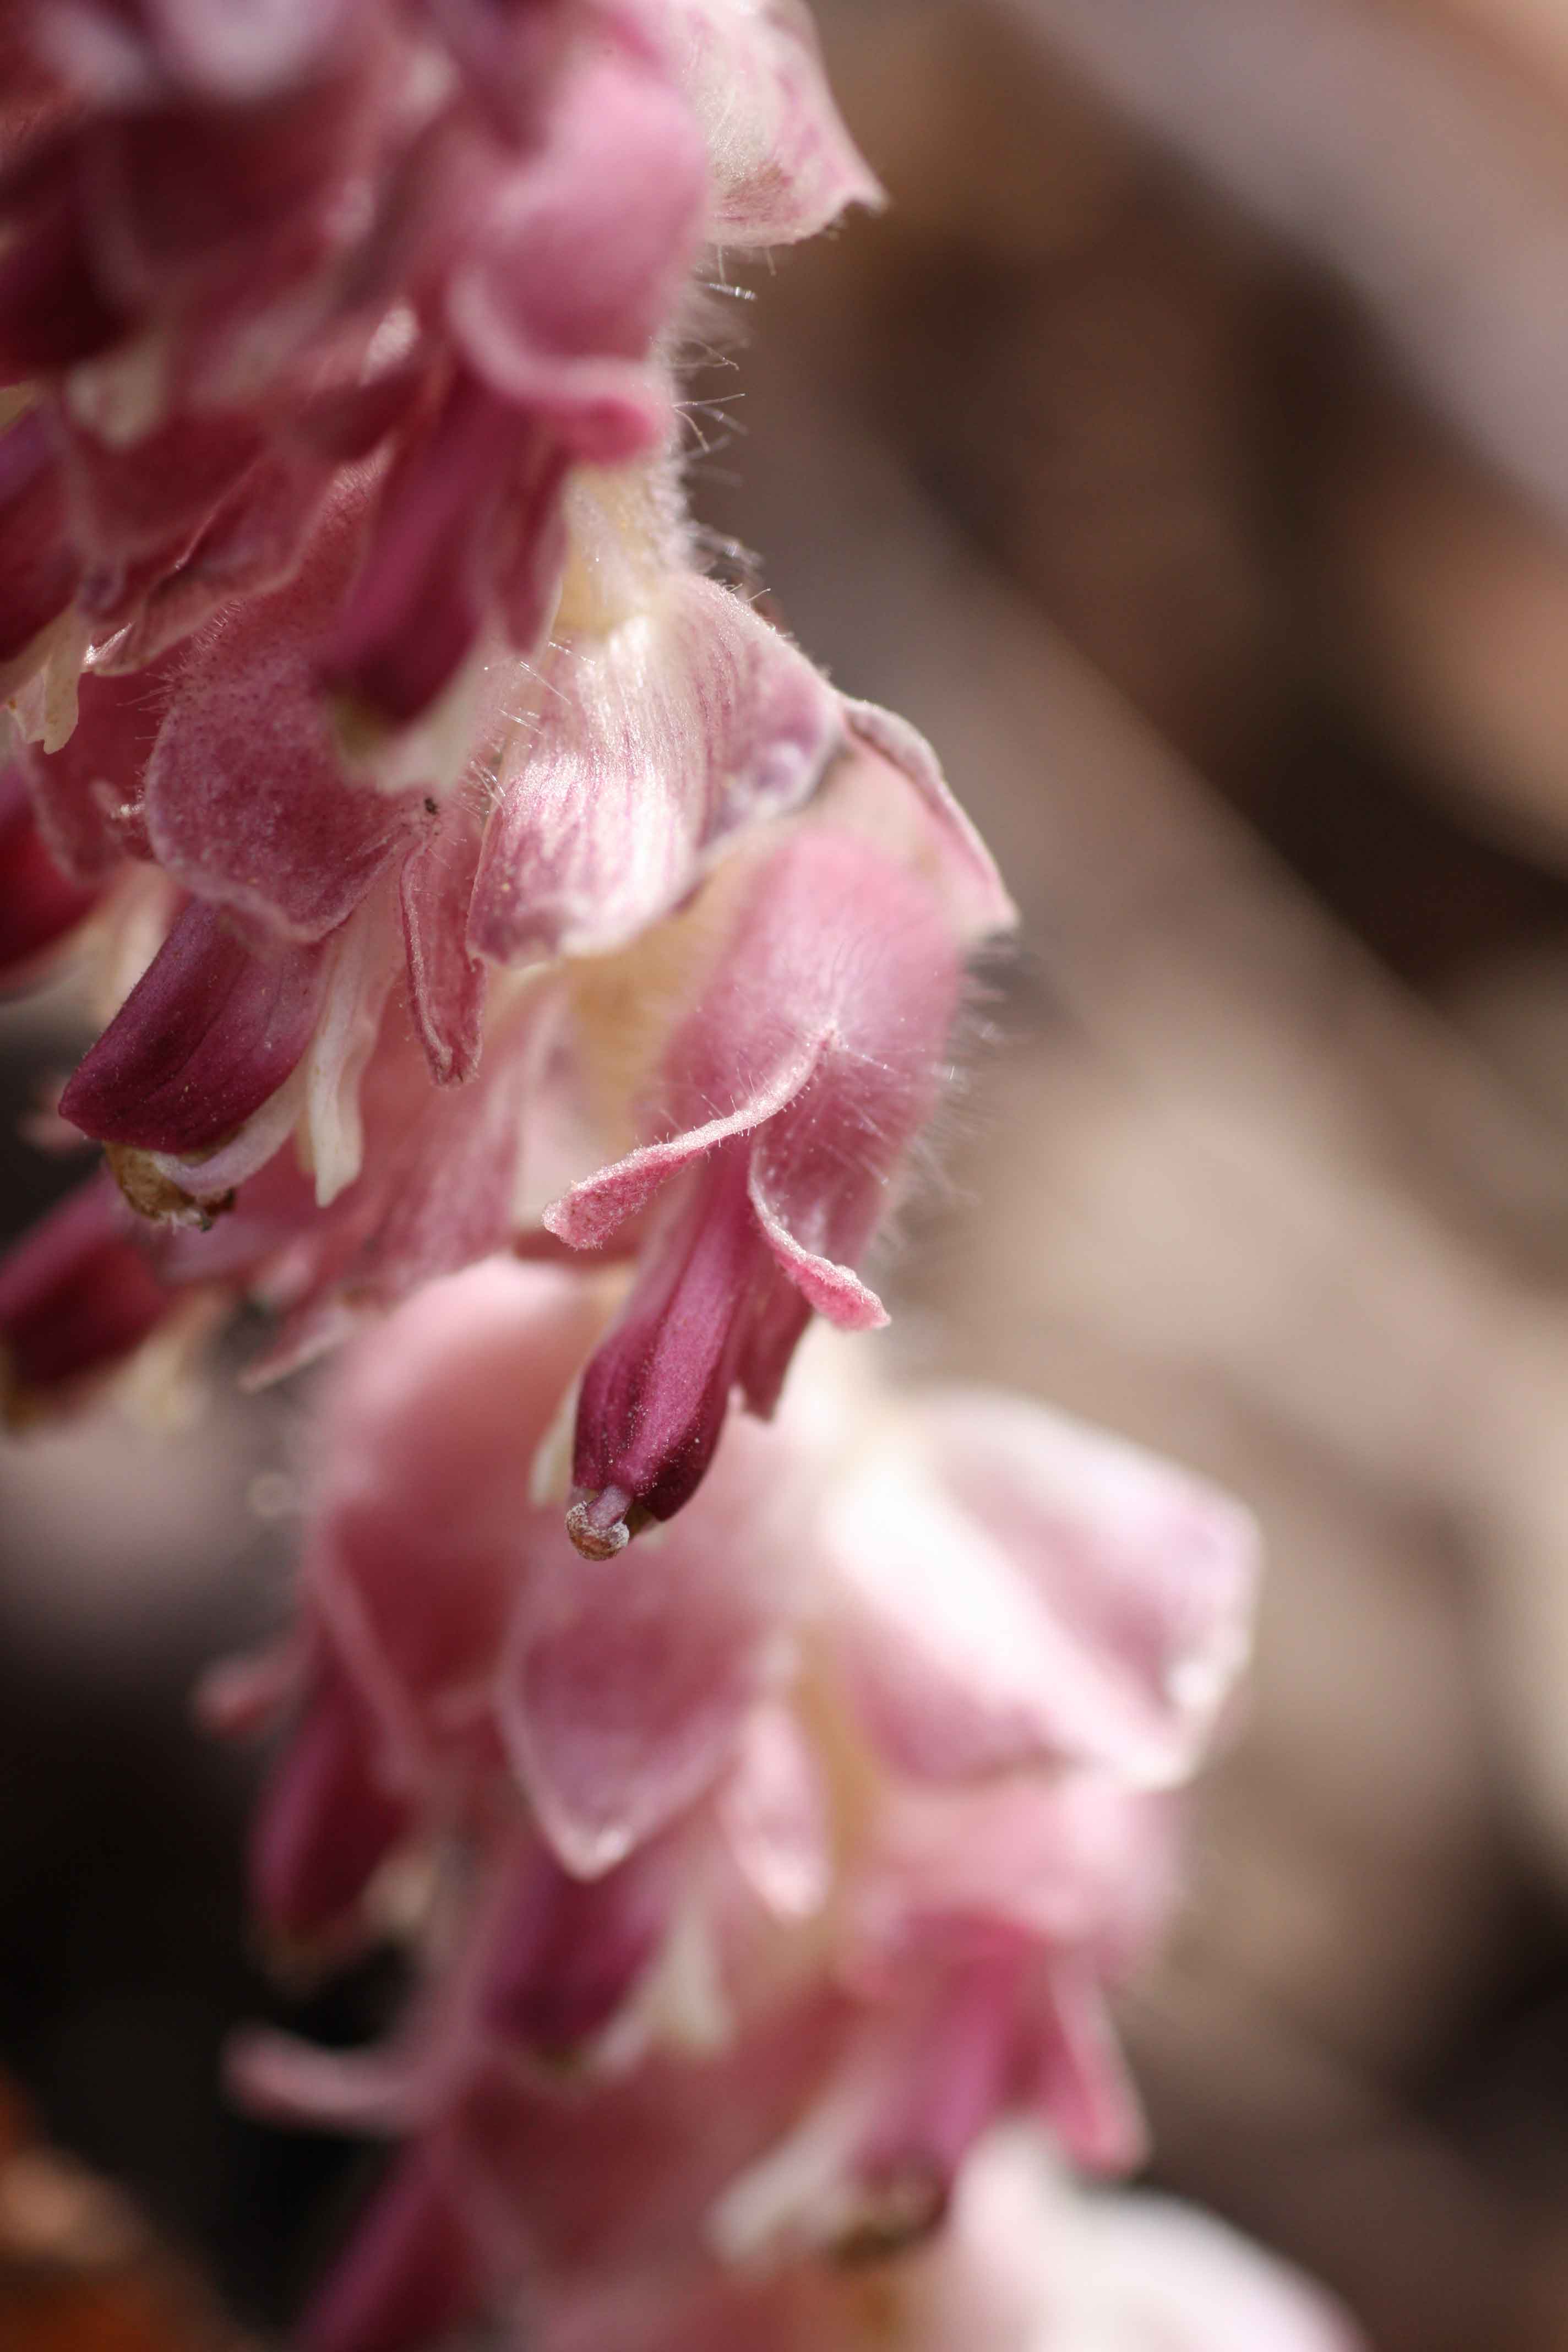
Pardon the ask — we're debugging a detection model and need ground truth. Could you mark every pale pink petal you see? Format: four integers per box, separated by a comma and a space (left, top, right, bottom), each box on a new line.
821, 1397, 1255, 1790
912, 2130, 1364, 2352
445, 33, 705, 449
470, 576, 842, 967
852, 1777, 1179, 1975
399, 792, 488, 1086
716, 1702, 830, 1921
745, 1159, 888, 1331
658, 831, 961, 1167
919, 1391, 1258, 1784
497, 1415, 804, 1877
832, 698, 1017, 944
143, 494, 424, 940
542, 1036, 821, 1250
1084, 2192, 1367, 2352
671, 0, 885, 247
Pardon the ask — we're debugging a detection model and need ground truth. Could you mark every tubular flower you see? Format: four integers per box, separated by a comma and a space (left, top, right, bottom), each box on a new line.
548, 824, 971, 1554
0, 5, 1363, 2349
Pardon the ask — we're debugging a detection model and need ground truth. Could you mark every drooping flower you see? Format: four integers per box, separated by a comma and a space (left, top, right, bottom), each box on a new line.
0, 0, 881, 756
547, 826, 974, 1553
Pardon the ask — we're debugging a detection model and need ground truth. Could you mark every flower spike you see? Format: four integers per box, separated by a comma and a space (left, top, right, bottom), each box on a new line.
0, 8, 1363, 2349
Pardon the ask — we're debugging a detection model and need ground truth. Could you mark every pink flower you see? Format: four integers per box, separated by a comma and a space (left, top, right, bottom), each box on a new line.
211, 1260, 1260, 2348
547, 828, 970, 1553
667, 0, 885, 246
233, 1259, 812, 1935
0, 0, 880, 749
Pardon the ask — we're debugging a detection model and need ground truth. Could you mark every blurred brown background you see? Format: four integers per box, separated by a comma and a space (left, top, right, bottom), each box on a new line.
15, 0, 1568, 2342
706, 4, 1568, 2345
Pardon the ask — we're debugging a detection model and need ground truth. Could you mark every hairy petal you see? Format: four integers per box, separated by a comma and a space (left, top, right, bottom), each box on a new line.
471, 575, 842, 965
446, 31, 705, 445
830, 698, 1017, 945
669, 0, 884, 246
144, 496, 424, 940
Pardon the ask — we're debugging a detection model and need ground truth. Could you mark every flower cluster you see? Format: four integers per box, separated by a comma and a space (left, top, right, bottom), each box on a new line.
208, 1260, 1343, 2352
0, 1, 1363, 2346
0, 0, 1005, 1543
